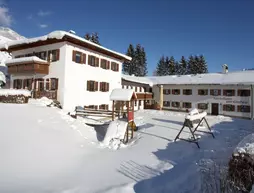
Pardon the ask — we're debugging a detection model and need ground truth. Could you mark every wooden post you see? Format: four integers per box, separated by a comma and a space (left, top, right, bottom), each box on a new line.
131, 100, 134, 138
121, 101, 124, 118
112, 100, 115, 121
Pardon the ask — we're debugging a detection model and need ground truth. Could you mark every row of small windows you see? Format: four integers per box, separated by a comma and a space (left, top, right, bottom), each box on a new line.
86, 81, 110, 92
15, 49, 60, 62
122, 85, 144, 92
84, 104, 109, 110
13, 78, 58, 91
163, 101, 250, 113
163, 89, 250, 97
72, 50, 119, 72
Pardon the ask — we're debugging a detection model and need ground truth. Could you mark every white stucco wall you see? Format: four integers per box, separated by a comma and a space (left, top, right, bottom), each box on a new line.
155, 84, 252, 118
62, 42, 123, 111
10, 42, 67, 105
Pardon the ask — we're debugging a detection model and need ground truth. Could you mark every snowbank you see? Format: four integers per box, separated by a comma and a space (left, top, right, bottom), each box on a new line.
28, 97, 53, 106
234, 133, 254, 155
0, 89, 31, 96
101, 120, 128, 150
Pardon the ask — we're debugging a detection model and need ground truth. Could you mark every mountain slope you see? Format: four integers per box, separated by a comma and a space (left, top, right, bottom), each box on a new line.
0, 27, 25, 69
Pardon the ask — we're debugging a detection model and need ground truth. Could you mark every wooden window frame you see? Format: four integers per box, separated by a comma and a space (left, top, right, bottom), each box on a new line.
48, 49, 60, 62
198, 89, 208, 96
163, 101, 170, 107
111, 62, 119, 72
223, 89, 235, 96
223, 104, 235, 112
183, 102, 192, 108
237, 89, 250, 97
237, 105, 250, 113
183, 89, 192, 95
99, 104, 109, 110
172, 89, 180, 95
100, 82, 109, 92
172, 101, 180, 108
87, 80, 98, 92
197, 103, 208, 110
163, 89, 170, 95
50, 78, 58, 91
210, 89, 221, 96
88, 55, 99, 67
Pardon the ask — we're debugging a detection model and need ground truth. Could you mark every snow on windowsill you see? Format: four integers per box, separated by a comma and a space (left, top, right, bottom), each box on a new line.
0, 89, 31, 97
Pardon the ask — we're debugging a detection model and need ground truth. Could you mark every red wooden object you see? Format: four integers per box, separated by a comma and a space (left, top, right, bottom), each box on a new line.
128, 111, 134, 121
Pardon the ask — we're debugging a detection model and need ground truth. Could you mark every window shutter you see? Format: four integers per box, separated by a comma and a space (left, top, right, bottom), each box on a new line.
247, 106, 250, 112
223, 90, 226, 96
28, 79, 32, 90
87, 81, 90, 91
116, 63, 119, 71
237, 90, 241, 96
95, 81, 98, 91
72, 50, 76, 62
210, 89, 214, 95
172, 90, 175, 95
107, 61, 110, 69
55, 79, 59, 90
95, 57, 99, 67
56, 49, 60, 61
247, 90, 250, 96
110, 62, 113, 70
237, 105, 241, 112
83, 54, 86, 64
232, 90, 235, 96
46, 79, 49, 90
135, 87, 137, 92
100, 82, 102, 91
23, 79, 26, 89
106, 105, 109, 110
107, 83, 109, 91
232, 105, 235, 111
218, 90, 221, 95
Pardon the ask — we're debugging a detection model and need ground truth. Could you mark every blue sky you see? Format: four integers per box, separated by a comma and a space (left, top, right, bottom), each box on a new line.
1, 0, 254, 75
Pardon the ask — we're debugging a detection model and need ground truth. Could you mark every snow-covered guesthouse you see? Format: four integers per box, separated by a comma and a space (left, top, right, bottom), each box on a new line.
122, 67, 254, 119
0, 30, 131, 111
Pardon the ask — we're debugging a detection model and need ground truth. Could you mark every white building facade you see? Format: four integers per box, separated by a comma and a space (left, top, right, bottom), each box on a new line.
1, 31, 131, 111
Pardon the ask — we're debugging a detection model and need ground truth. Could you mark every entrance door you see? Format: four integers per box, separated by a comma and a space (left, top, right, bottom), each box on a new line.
211, 103, 219, 115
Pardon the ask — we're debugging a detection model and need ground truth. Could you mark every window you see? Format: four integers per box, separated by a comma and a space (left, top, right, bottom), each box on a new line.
183, 102, 192, 108
111, 62, 119, 71
48, 49, 60, 62
16, 79, 22, 89
138, 100, 141, 106
198, 89, 208, 95
100, 59, 110, 69
238, 89, 250, 97
99, 104, 109, 110
172, 89, 180, 95
139, 87, 142, 92
85, 105, 98, 110
223, 89, 235, 96
100, 82, 109, 92
237, 105, 250, 113
163, 89, 170, 95
183, 89, 192, 95
38, 80, 44, 91
75, 52, 81, 63
87, 80, 98, 91
163, 101, 170, 107
23, 79, 32, 90
50, 78, 58, 90
88, 55, 99, 67
197, 103, 208, 110
172, 101, 180, 108
36, 51, 47, 60
223, 104, 235, 112
210, 89, 221, 96
135, 100, 137, 106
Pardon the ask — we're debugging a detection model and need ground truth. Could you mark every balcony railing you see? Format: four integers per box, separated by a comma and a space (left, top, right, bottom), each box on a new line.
8, 63, 49, 75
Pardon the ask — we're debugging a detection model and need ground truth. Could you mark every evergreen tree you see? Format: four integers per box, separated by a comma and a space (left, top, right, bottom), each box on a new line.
123, 44, 135, 75
178, 56, 188, 75
140, 47, 148, 76
199, 55, 208, 73
194, 55, 201, 73
84, 32, 100, 45
175, 61, 180, 75
156, 56, 167, 76
168, 56, 176, 75
187, 55, 196, 74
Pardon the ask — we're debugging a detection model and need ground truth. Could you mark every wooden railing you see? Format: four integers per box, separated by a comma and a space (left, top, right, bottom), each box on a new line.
33, 90, 57, 100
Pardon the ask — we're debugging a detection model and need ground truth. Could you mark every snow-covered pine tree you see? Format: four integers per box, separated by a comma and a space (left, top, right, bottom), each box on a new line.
178, 56, 188, 75
134, 44, 142, 76
84, 33, 91, 40
91, 32, 100, 45
140, 47, 148, 76
187, 55, 196, 74
194, 55, 201, 73
199, 55, 208, 73
123, 44, 135, 75
175, 61, 180, 75
168, 56, 176, 75
156, 56, 167, 76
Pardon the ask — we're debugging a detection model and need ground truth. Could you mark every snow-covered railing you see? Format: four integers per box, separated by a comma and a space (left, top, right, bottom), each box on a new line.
0, 89, 31, 97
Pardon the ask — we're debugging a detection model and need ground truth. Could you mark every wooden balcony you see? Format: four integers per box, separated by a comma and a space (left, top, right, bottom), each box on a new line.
6, 57, 49, 75
136, 92, 153, 100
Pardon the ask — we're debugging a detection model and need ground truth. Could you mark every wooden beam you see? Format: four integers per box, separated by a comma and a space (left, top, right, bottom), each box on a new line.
112, 100, 115, 121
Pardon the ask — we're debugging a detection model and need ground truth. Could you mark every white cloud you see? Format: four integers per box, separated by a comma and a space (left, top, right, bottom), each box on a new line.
39, 24, 48, 28
0, 7, 12, 26
38, 10, 51, 17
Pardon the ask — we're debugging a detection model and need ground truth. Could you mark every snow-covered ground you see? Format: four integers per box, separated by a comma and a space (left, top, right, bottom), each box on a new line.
0, 99, 253, 193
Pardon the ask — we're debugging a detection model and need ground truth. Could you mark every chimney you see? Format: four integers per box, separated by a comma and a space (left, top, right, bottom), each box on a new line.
222, 64, 228, 73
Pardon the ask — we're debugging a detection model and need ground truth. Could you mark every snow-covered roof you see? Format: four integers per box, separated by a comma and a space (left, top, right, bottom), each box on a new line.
122, 74, 154, 86
110, 88, 137, 101
5, 56, 48, 66
122, 70, 254, 86
0, 89, 31, 96
0, 71, 6, 83
0, 31, 132, 61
